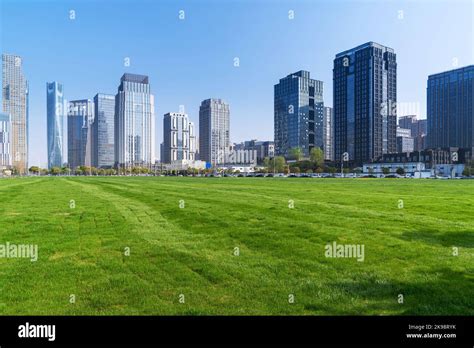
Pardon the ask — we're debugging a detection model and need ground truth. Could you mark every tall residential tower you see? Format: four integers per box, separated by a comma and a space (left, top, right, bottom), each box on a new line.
162, 112, 196, 163
199, 98, 230, 166
2, 54, 29, 173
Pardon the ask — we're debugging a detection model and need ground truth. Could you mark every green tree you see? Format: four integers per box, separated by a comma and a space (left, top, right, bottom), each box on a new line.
396, 167, 405, 175
29, 166, 40, 175
291, 166, 300, 174
382, 167, 390, 175
289, 147, 303, 161
50, 166, 61, 176
310, 147, 324, 168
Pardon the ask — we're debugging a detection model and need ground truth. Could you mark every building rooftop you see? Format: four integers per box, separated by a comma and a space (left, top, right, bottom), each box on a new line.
335, 41, 395, 58
120, 73, 149, 84
428, 65, 474, 79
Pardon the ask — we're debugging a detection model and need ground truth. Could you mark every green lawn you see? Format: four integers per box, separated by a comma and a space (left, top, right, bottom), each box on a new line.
0, 177, 472, 315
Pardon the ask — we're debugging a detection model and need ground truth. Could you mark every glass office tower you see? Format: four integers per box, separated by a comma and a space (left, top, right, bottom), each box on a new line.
92, 93, 115, 168
46, 82, 65, 169
333, 42, 397, 165
274, 70, 324, 158
68, 99, 94, 169
427, 65, 474, 149
2, 54, 29, 173
115, 74, 155, 167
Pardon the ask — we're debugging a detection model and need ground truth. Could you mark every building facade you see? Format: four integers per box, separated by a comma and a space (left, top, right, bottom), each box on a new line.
274, 70, 324, 158
162, 112, 196, 164
68, 99, 94, 169
199, 98, 230, 166
2, 54, 29, 173
396, 127, 414, 153
399, 115, 427, 151
323, 106, 334, 161
46, 82, 65, 169
92, 93, 115, 168
333, 42, 397, 165
0, 112, 11, 169
427, 65, 474, 149
234, 140, 274, 164
115, 74, 155, 167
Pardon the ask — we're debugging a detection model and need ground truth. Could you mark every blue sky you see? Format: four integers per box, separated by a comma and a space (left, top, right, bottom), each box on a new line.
1, 0, 473, 167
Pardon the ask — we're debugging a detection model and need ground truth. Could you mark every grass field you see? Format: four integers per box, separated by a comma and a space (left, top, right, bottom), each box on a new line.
0, 177, 472, 315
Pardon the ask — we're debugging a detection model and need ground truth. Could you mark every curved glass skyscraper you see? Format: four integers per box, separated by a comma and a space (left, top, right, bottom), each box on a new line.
46, 81, 65, 169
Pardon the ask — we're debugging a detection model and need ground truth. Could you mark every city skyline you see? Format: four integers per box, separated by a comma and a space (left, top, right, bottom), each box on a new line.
1, 0, 472, 167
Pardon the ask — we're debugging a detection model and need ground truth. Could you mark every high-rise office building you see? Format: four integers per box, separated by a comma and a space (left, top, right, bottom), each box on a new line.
2, 54, 29, 173
333, 42, 397, 164
0, 112, 11, 169
115, 74, 155, 167
92, 93, 115, 168
46, 82, 65, 169
274, 70, 324, 158
199, 98, 230, 165
162, 112, 196, 164
68, 99, 94, 169
323, 106, 334, 161
427, 65, 474, 149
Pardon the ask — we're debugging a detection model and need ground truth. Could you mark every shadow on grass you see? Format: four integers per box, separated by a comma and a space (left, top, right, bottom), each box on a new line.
310, 268, 474, 315
397, 230, 474, 248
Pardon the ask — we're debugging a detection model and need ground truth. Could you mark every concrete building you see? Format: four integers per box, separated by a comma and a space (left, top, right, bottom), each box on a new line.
396, 127, 414, 153
2, 54, 29, 173
399, 115, 427, 151
162, 112, 196, 164
199, 98, 230, 166
274, 70, 324, 158
234, 140, 274, 164
0, 112, 11, 170
323, 106, 334, 161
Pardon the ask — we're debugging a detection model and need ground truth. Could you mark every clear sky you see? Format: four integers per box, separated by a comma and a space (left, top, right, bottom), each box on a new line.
1, 0, 473, 167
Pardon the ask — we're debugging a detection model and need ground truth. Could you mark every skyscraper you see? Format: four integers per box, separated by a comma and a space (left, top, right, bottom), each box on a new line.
323, 106, 334, 161
68, 99, 94, 169
333, 42, 397, 165
199, 98, 230, 165
0, 112, 11, 170
427, 65, 474, 149
274, 70, 324, 158
92, 93, 115, 168
46, 82, 65, 169
115, 73, 155, 167
2, 54, 29, 173
162, 112, 196, 163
